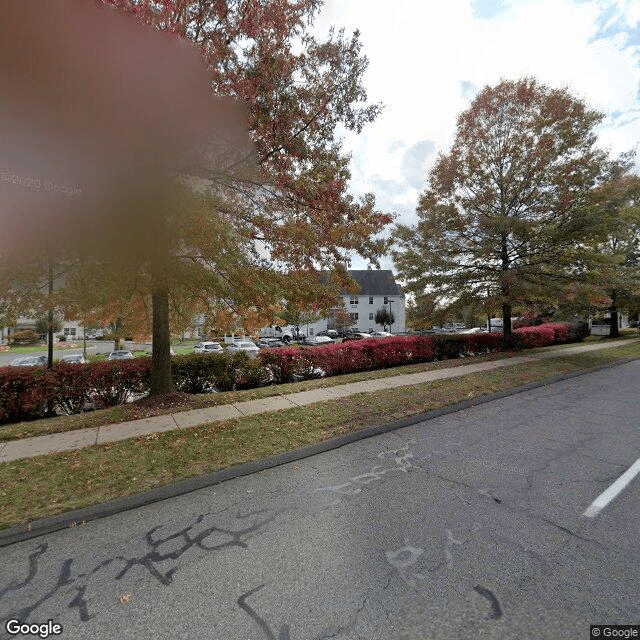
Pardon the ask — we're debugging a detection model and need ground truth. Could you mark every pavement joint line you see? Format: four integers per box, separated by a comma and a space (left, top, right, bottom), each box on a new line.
583, 456, 640, 518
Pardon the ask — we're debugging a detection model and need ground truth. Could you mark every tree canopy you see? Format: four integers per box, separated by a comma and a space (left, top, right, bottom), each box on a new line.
374, 307, 394, 331
1, 0, 392, 394
393, 77, 610, 342
583, 165, 640, 335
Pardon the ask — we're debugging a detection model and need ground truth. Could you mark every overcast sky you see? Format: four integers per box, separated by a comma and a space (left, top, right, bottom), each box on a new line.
314, 0, 640, 271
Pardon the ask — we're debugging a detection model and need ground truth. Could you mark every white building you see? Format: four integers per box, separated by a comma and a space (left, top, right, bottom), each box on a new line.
156, 270, 406, 340
0, 316, 85, 343
302, 270, 406, 336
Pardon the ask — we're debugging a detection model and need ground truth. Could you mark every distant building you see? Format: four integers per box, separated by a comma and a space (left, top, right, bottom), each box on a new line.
1, 316, 85, 343
303, 269, 406, 336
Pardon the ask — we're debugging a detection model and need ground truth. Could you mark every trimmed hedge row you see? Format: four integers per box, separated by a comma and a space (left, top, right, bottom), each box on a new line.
0, 322, 586, 425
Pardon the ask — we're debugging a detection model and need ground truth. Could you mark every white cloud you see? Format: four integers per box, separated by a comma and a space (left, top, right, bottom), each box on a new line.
314, 0, 640, 269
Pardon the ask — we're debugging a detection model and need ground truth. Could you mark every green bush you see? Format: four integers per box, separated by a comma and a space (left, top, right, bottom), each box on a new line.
232, 351, 269, 389
8, 330, 40, 345
171, 353, 235, 393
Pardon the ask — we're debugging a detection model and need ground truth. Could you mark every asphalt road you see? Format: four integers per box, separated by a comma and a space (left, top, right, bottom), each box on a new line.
1, 360, 639, 639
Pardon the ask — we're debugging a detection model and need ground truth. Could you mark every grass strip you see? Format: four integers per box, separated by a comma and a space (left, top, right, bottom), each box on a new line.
1, 336, 637, 443
0, 343, 638, 530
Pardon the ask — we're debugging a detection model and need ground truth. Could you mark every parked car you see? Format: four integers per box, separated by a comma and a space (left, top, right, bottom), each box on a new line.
257, 338, 285, 349
317, 329, 339, 339
370, 331, 392, 338
107, 350, 134, 361
225, 341, 260, 357
194, 341, 223, 354
11, 355, 47, 367
460, 327, 485, 334
60, 354, 86, 364
302, 335, 333, 345
342, 332, 372, 342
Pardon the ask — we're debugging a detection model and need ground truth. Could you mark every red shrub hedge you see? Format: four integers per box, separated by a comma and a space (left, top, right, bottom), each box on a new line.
0, 366, 50, 424
512, 322, 575, 349
0, 322, 584, 426
86, 359, 151, 407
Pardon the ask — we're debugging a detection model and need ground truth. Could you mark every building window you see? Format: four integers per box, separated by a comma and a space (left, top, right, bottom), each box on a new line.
349, 296, 358, 305
384, 296, 388, 304
369, 312, 374, 320
369, 296, 373, 304
309, 328, 314, 335
64, 328, 76, 336
196, 328, 202, 337
350, 313, 358, 321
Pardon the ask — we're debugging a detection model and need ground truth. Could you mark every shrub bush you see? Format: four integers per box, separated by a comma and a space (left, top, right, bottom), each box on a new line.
233, 352, 270, 389
0, 322, 588, 426
259, 347, 316, 383
172, 353, 235, 393
45, 363, 94, 415
85, 359, 151, 407
512, 322, 580, 349
0, 366, 50, 423
172, 352, 268, 392
8, 330, 40, 345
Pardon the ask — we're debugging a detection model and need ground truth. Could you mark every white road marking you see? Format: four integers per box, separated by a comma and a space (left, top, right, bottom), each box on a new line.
583, 457, 640, 517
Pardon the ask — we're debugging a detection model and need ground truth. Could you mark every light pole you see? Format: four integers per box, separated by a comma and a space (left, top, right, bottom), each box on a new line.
83, 321, 87, 359
388, 299, 393, 334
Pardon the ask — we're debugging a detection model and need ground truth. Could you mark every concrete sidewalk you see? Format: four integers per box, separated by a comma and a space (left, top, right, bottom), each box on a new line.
0, 338, 638, 464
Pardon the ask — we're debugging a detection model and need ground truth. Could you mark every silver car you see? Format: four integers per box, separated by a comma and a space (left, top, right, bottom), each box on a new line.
11, 355, 47, 367
194, 341, 224, 354
107, 350, 134, 361
60, 354, 86, 364
225, 341, 259, 357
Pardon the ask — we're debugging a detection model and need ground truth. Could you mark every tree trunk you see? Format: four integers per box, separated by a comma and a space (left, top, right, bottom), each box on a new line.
502, 301, 512, 347
150, 287, 173, 395
500, 235, 512, 348
609, 290, 619, 338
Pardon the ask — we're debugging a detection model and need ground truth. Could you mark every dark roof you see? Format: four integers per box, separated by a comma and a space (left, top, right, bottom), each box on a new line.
345, 270, 404, 296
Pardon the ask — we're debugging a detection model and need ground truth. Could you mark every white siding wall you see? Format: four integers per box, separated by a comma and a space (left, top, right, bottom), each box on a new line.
344, 294, 406, 333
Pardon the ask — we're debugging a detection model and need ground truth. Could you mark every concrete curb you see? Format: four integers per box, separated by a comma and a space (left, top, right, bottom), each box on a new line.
1, 355, 638, 548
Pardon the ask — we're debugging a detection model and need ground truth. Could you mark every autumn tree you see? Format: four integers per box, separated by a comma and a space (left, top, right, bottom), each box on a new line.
405, 293, 448, 330
584, 166, 640, 336
83, 0, 393, 392
327, 306, 352, 332
393, 78, 609, 345
35, 315, 63, 340
374, 307, 394, 331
